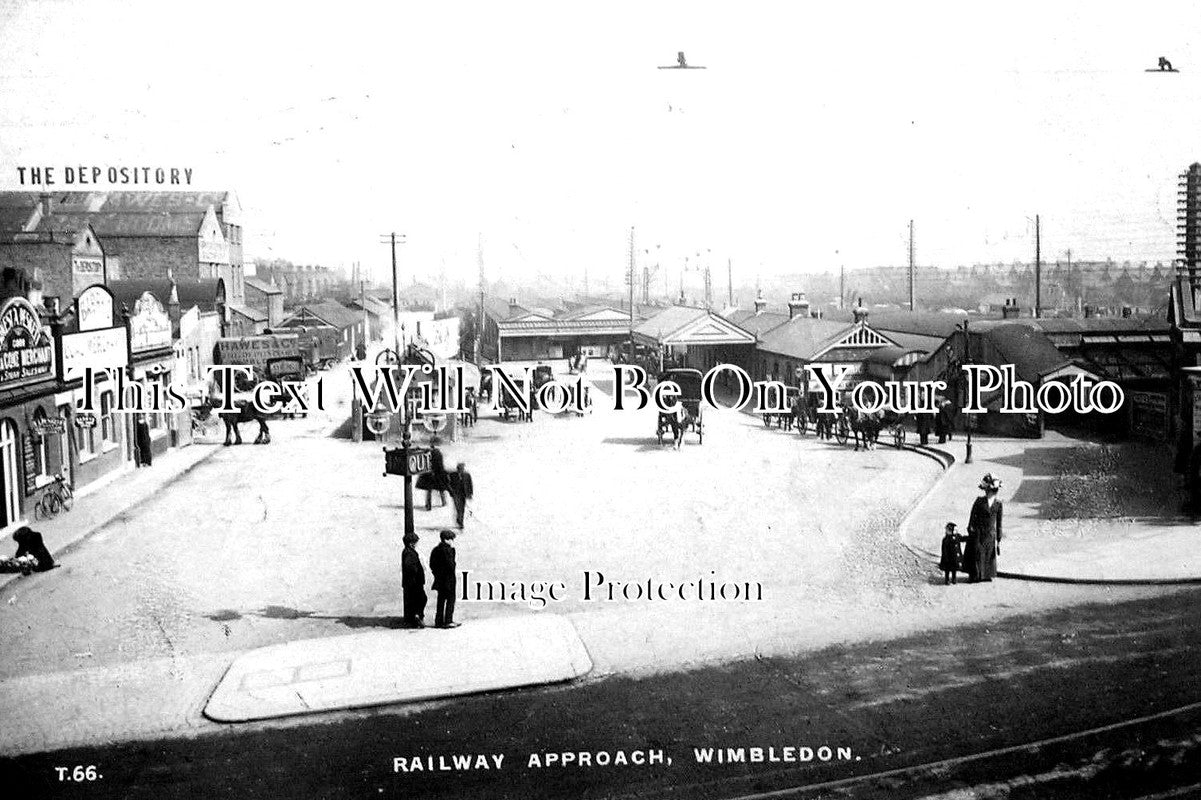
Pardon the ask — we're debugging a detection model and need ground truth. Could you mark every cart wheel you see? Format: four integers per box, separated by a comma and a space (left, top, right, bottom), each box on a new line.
33, 500, 46, 521
895, 427, 906, 448
762, 415, 771, 428
797, 415, 808, 436
835, 422, 849, 445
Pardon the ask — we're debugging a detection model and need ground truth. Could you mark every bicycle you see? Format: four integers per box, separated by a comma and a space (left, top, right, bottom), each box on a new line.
33, 473, 74, 520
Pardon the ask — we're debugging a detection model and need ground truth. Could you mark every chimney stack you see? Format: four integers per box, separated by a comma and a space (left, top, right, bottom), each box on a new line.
753, 291, 767, 314
1001, 298, 1021, 319
852, 298, 869, 324
38, 192, 52, 217
787, 291, 810, 319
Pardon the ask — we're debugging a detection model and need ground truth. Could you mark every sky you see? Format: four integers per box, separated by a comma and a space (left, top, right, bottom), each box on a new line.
1, 0, 1200, 290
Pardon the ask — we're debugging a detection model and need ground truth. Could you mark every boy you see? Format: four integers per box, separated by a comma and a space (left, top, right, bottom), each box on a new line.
939, 522, 964, 585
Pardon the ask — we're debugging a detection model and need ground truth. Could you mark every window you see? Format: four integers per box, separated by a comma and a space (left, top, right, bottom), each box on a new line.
31, 408, 50, 482
100, 391, 115, 445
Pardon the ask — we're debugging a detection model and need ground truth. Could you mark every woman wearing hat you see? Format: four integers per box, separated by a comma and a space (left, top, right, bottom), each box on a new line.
966, 473, 1003, 582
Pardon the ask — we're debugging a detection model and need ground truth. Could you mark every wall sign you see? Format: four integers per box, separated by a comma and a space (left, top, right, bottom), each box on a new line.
62, 327, 129, 380
0, 297, 54, 388
21, 434, 36, 495
76, 285, 116, 332
129, 292, 172, 353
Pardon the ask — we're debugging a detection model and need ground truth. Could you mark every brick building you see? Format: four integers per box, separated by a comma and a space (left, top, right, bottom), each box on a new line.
0, 190, 250, 325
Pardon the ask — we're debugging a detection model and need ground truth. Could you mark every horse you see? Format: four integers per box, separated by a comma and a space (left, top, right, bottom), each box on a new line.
208, 372, 272, 446
659, 406, 694, 450
850, 407, 883, 452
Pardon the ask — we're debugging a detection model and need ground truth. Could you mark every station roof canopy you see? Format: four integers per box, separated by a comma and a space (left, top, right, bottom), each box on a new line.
632, 305, 756, 347
497, 317, 632, 337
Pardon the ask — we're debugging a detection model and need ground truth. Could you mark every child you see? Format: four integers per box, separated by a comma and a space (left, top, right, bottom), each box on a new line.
939, 522, 964, 585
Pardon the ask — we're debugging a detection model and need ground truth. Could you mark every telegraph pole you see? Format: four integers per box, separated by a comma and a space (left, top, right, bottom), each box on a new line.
1034, 214, 1042, 319
476, 234, 484, 366
380, 232, 406, 360
727, 258, 733, 307
379, 231, 413, 543
908, 220, 916, 312
839, 264, 846, 310
627, 226, 636, 363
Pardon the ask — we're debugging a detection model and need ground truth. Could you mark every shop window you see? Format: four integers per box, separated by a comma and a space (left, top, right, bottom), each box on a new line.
100, 391, 116, 446
76, 409, 96, 459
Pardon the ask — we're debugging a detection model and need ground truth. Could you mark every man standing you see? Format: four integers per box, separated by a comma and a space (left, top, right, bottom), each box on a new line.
401, 532, 427, 628
448, 462, 474, 529
430, 529, 459, 628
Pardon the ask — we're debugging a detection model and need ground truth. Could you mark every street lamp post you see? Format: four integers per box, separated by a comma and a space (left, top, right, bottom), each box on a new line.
957, 319, 973, 464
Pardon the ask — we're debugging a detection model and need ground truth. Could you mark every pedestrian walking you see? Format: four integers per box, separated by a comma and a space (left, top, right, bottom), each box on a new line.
917, 411, 931, 446
430, 529, 459, 628
417, 437, 449, 509
966, 473, 1003, 582
448, 462, 474, 529
401, 532, 427, 628
939, 522, 964, 584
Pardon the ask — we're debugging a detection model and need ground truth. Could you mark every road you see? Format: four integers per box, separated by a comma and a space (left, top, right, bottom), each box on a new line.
4, 583, 1200, 799
0, 359, 1195, 798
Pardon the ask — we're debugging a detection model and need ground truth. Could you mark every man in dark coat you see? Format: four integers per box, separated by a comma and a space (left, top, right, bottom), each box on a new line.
417, 439, 449, 510
917, 411, 932, 446
448, 462, 474, 529
429, 529, 459, 628
401, 532, 427, 628
967, 473, 1003, 582
937, 399, 955, 443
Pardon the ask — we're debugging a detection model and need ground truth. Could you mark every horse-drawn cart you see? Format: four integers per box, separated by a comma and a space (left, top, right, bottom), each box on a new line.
655, 368, 704, 447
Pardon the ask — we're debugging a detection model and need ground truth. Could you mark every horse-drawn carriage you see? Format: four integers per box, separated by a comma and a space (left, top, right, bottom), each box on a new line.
655, 368, 704, 448
761, 386, 809, 433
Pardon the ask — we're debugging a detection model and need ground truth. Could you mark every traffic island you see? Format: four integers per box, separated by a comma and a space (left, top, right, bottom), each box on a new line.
203, 614, 592, 722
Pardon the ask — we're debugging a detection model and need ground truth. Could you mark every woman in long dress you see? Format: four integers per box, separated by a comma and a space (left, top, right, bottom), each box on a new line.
967, 474, 1003, 582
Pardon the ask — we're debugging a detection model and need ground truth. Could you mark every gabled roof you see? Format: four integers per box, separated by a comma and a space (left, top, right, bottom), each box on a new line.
978, 323, 1074, 383
108, 278, 225, 313
729, 311, 791, 336
35, 210, 205, 238
558, 305, 630, 321
758, 318, 895, 361
286, 301, 360, 329
347, 295, 391, 317
633, 305, 755, 346
228, 303, 268, 322
244, 277, 282, 296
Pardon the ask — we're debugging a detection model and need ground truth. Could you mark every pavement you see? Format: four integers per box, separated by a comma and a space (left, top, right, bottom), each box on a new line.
900, 430, 1201, 583
0, 440, 220, 594
205, 615, 592, 722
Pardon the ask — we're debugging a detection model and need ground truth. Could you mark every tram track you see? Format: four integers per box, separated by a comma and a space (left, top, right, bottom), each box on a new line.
627, 698, 1201, 800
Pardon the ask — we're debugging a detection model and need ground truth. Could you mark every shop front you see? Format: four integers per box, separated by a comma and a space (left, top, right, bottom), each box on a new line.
0, 296, 67, 532
126, 291, 183, 464
58, 284, 130, 489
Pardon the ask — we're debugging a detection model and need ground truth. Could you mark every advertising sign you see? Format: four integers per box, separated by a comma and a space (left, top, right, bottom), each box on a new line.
62, 326, 129, 380
76, 284, 116, 332
129, 292, 172, 353
0, 297, 54, 387
215, 335, 302, 370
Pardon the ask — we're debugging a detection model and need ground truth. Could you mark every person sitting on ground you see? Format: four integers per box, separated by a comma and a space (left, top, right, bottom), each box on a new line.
0, 527, 55, 574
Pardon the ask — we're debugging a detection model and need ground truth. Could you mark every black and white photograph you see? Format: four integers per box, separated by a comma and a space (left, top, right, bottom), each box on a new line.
3, 2, 1201, 797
